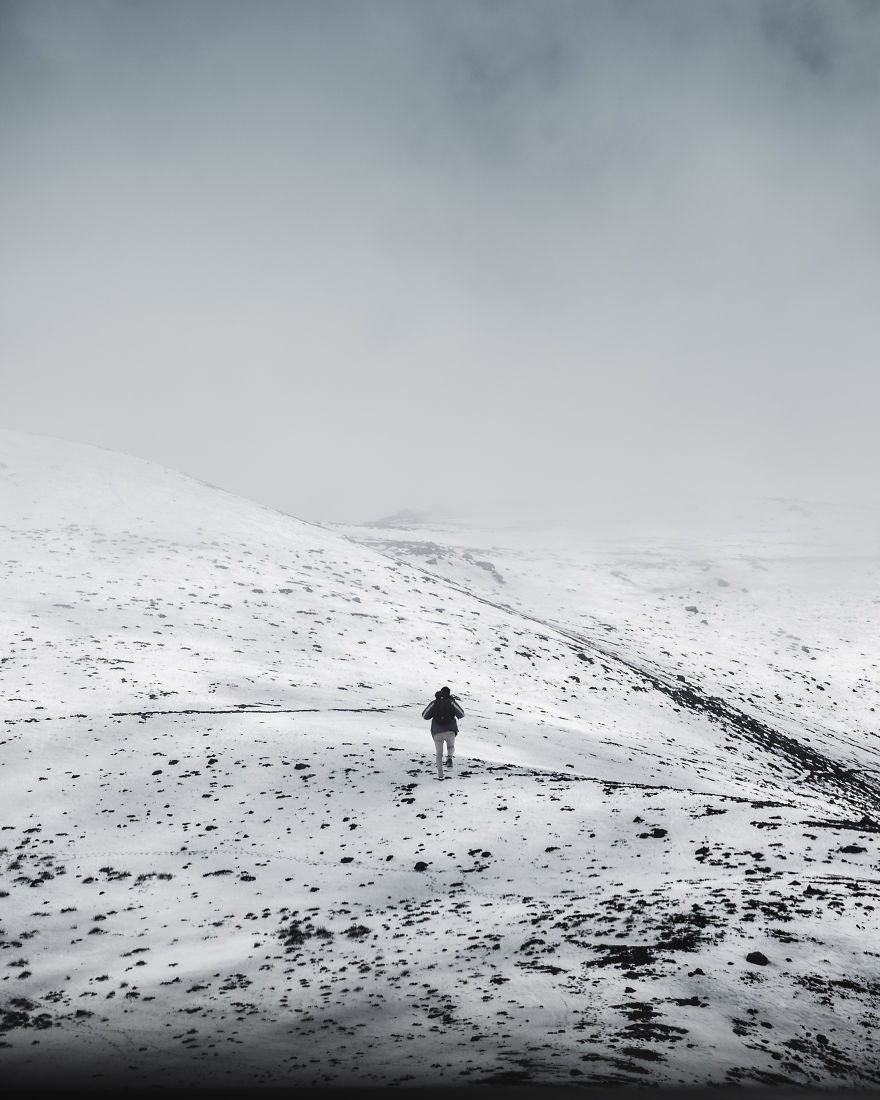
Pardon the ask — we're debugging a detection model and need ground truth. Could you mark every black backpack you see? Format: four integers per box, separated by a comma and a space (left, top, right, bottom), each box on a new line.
433, 696, 455, 724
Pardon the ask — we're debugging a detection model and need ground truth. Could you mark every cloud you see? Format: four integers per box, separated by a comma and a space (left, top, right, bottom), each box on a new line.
2, 0, 879, 521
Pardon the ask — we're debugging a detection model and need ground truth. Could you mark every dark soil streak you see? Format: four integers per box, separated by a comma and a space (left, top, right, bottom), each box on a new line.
605, 662, 880, 817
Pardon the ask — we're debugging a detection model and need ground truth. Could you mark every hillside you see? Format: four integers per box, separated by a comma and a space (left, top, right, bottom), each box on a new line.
2, 430, 880, 1089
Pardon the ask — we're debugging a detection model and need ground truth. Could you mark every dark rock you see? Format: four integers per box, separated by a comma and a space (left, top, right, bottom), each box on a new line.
414, 861, 429, 872
344, 924, 371, 939
746, 951, 769, 966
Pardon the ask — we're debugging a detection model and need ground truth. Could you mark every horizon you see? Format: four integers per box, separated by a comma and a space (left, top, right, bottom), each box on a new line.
4, 425, 879, 550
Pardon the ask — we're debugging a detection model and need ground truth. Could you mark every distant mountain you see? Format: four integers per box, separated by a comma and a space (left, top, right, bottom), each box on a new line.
362, 507, 441, 528
2, 430, 880, 1089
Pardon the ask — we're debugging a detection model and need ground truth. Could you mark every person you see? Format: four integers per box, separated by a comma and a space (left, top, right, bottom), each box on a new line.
422, 686, 464, 780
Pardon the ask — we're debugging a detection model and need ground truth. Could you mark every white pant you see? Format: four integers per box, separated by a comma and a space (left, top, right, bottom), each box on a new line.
432, 731, 455, 776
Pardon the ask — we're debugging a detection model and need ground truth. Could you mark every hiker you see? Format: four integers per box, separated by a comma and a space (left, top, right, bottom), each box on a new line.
422, 685, 464, 780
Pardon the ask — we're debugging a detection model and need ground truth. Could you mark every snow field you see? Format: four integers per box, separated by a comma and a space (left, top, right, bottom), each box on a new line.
2, 429, 880, 1087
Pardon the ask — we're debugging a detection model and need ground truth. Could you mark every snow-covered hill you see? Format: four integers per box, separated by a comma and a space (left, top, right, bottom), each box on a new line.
3, 430, 880, 1088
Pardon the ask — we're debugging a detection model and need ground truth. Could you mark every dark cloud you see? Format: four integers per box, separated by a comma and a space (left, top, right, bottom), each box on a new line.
2, 0, 879, 522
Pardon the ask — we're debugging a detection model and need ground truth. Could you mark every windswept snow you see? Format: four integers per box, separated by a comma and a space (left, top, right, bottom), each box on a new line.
2, 429, 880, 1088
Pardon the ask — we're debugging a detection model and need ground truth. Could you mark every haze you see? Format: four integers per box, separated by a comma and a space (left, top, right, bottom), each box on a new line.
2, 0, 879, 523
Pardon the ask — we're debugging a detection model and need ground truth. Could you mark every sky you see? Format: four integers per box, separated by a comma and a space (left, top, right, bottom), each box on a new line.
2, 0, 879, 524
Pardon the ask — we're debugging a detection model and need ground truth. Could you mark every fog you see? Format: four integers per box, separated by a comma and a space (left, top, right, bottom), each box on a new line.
2, 0, 879, 523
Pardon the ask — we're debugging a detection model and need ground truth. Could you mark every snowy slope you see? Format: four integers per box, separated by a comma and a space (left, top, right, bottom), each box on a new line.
2, 430, 880, 1088
337, 508, 880, 801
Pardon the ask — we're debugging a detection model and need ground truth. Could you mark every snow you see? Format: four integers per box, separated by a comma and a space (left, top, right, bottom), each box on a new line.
2, 428, 880, 1088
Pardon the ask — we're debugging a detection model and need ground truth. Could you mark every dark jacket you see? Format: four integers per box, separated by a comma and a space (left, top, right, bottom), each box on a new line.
422, 696, 464, 736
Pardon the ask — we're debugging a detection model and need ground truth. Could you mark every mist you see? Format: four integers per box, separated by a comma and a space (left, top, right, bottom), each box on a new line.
2, 0, 879, 524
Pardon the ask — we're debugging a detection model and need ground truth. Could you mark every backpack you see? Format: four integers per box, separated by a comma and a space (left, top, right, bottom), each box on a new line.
433, 696, 455, 724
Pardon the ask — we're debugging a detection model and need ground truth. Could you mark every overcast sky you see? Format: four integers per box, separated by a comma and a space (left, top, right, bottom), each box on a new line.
2, 0, 879, 523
